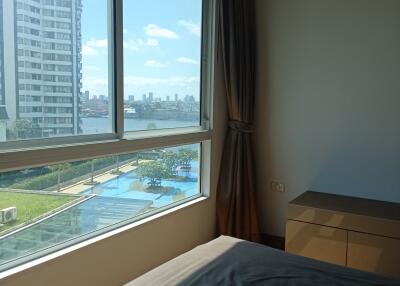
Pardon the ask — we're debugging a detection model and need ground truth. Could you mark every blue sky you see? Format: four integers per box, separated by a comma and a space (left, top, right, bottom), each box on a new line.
81, 0, 202, 100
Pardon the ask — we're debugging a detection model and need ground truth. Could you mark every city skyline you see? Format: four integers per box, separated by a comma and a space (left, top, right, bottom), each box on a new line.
81, 0, 202, 100
82, 89, 199, 102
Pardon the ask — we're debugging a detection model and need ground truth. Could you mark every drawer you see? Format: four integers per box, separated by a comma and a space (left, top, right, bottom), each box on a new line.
288, 191, 400, 239
347, 231, 400, 278
285, 220, 347, 266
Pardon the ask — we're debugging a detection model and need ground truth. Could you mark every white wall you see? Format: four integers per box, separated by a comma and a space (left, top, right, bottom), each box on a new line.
254, 0, 400, 237
0, 45, 227, 286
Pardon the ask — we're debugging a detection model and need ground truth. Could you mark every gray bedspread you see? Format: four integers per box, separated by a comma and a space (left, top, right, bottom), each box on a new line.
126, 236, 400, 286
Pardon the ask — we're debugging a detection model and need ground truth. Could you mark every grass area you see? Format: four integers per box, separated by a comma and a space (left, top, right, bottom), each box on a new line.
0, 191, 77, 233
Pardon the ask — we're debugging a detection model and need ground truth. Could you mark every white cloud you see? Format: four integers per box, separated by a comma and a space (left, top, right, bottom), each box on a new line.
176, 57, 199, 65
123, 40, 140, 52
86, 39, 108, 48
82, 65, 99, 71
144, 60, 167, 68
124, 38, 159, 52
144, 24, 179, 39
124, 76, 199, 98
82, 45, 99, 56
81, 76, 108, 95
82, 39, 108, 56
83, 37, 158, 56
125, 75, 199, 87
139, 38, 159, 46
178, 20, 201, 37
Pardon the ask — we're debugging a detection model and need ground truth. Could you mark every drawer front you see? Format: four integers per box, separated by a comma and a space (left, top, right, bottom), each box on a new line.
348, 231, 400, 278
288, 204, 400, 239
285, 220, 347, 266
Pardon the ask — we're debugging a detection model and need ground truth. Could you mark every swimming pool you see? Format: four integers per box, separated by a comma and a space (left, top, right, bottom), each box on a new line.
84, 161, 200, 208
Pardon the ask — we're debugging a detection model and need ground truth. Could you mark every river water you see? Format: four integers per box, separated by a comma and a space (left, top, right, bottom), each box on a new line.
81, 117, 198, 133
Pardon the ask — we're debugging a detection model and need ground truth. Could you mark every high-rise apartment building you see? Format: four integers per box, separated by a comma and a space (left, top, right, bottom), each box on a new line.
0, 0, 4, 106
1, 0, 82, 138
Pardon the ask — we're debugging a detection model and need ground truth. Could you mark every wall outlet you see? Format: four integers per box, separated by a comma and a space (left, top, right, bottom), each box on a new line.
270, 181, 285, 193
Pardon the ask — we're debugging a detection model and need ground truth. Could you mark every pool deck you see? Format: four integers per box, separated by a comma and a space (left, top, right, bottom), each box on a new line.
60, 160, 148, 195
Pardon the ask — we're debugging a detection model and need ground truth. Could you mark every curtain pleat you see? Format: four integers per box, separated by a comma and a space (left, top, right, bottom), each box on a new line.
216, 0, 260, 242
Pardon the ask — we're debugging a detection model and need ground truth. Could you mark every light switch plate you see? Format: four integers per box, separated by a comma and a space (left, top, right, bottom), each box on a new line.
271, 181, 285, 193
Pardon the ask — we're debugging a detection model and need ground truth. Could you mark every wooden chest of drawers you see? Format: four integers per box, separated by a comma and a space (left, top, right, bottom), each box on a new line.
285, 191, 400, 278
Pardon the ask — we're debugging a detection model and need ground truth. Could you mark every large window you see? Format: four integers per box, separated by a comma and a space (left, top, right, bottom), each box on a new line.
0, 0, 215, 272
0, 144, 200, 269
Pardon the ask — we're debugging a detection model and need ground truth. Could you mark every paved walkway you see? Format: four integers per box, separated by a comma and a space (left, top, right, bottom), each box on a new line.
61, 161, 142, 195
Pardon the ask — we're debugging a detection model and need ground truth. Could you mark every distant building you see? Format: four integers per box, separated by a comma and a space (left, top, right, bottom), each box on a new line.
142, 94, 146, 102
0, 105, 8, 141
166, 96, 170, 102
148, 92, 154, 102
82, 90, 90, 103
174, 94, 178, 102
183, 95, 195, 103
98, 95, 107, 102
128, 95, 135, 103
0, 0, 3, 106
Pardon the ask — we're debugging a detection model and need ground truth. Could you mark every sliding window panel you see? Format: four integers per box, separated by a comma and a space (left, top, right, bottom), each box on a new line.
123, 0, 203, 132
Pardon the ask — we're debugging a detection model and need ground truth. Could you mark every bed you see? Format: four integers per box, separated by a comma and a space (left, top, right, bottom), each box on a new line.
126, 236, 400, 286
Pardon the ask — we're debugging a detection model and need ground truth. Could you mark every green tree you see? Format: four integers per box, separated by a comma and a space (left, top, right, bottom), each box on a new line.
48, 163, 71, 191
162, 151, 180, 176
10, 156, 121, 190
110, 155, 123, 175
136, 161, 169, 188
146, 122, 157, 130
11, 119, 41, 139
178, 149, 197, 169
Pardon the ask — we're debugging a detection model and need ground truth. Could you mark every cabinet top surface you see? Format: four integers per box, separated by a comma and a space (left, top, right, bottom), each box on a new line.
290, 191, 400, 221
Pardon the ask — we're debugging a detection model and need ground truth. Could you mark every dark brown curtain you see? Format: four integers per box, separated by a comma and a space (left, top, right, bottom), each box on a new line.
216, 0, 260, 242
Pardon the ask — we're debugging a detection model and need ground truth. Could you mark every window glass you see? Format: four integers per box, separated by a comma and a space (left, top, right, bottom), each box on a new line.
0, 143, 200, 269
0, 0, 112, 142
123, 0, 202, 132
0, 0, 211, 273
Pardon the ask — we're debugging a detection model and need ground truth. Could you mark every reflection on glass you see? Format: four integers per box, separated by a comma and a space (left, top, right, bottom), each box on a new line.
0, 144, 200, 269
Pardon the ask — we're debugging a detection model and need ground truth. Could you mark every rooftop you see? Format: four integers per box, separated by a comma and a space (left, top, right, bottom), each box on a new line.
0, 196, 152, 266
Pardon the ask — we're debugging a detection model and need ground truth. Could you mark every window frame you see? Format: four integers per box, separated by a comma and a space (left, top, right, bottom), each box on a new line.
0, 0, 216, 172
0, 0, 217, 272
0, 143, 207, 273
